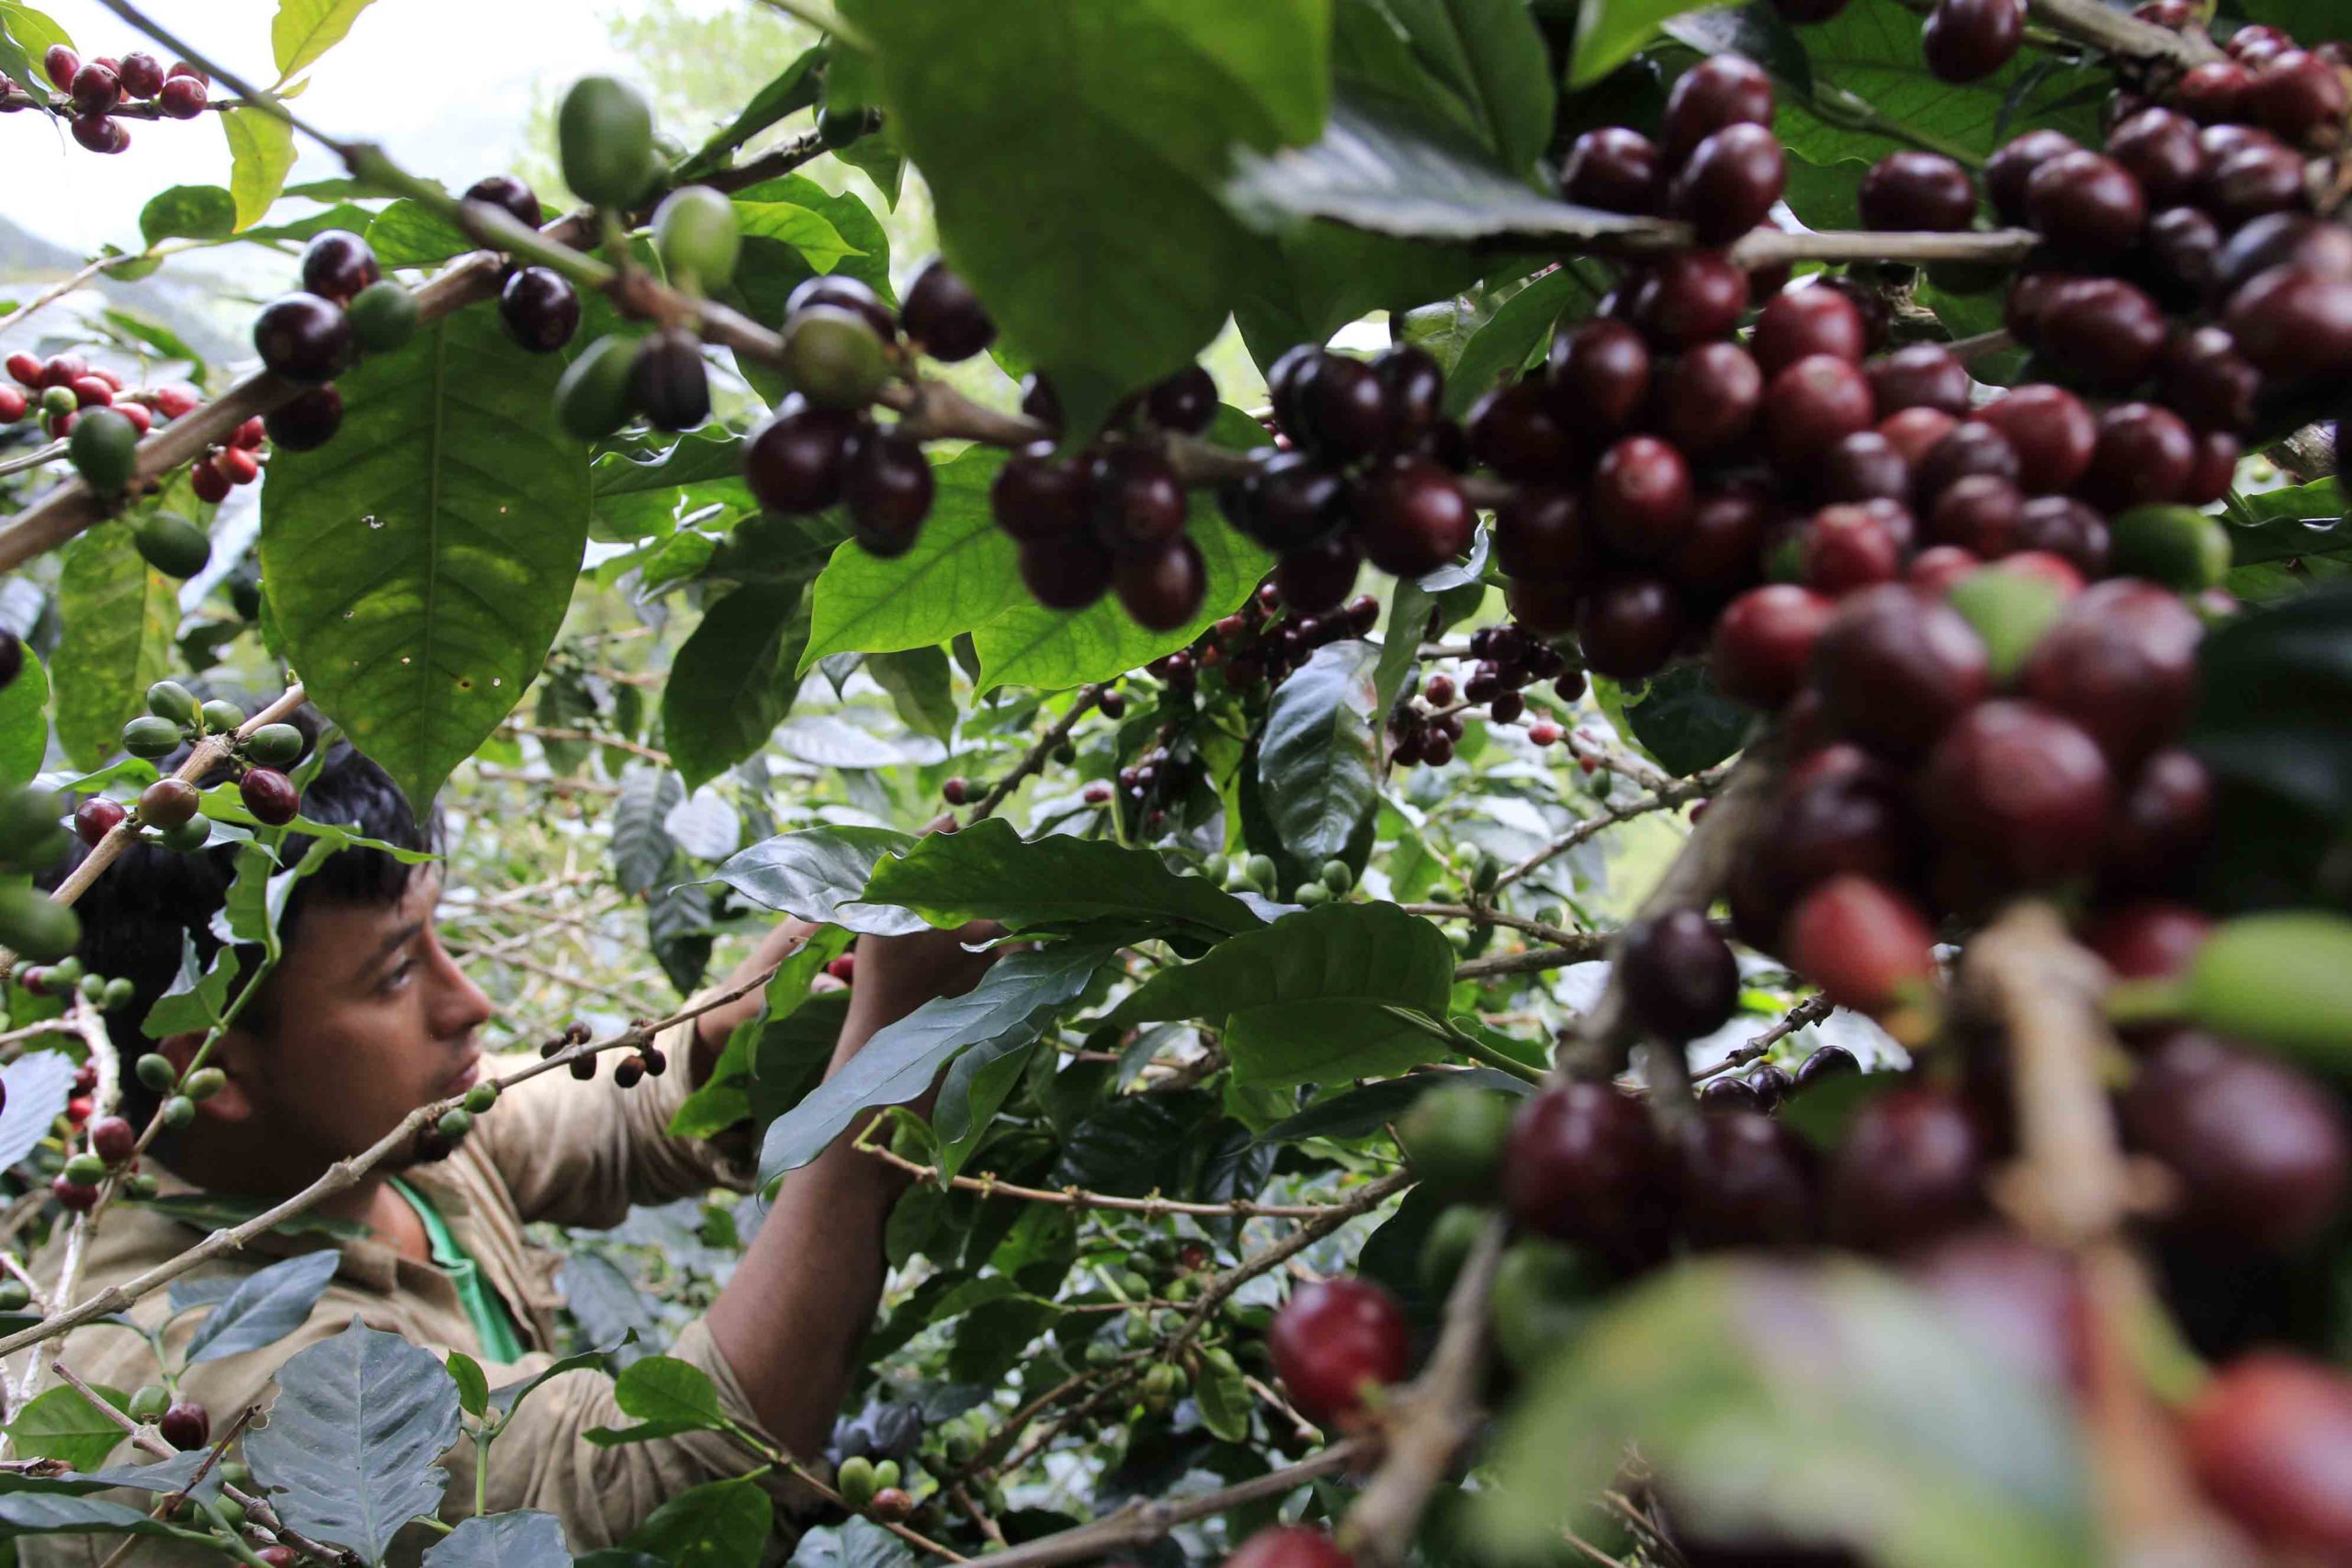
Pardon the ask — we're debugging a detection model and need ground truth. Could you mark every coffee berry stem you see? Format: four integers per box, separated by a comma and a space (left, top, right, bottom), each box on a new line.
2025, 0, 2220, 64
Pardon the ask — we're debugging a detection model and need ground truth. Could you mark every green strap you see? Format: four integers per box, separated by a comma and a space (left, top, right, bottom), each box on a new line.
388, 1178, 527, 1364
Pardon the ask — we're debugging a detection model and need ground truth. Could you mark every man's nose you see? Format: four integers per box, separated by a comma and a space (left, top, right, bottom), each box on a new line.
425, 931, 494, 1036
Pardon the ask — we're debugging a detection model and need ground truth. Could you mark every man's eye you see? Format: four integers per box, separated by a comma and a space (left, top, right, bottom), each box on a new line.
380, 957, 418, 992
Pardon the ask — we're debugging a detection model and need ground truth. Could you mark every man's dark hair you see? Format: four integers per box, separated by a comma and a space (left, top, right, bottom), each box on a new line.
44, 704, 437, 1122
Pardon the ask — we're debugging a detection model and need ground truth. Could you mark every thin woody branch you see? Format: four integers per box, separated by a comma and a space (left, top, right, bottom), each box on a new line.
969, 686, 1106, 822
854, 1132, 1385, 1219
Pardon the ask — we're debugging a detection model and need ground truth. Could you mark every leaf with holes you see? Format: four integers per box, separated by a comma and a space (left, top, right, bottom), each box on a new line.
260, 306, 590, 812
246, 1320, 463, 1564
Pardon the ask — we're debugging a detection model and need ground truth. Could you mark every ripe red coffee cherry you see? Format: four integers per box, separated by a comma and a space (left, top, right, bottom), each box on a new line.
991, 442, 1089, 542
1678, 1111, 1820, 1250
69, 62, 120, 116
2100, 748, 2211, 886
743, 395, 858, 513
1920, 700, 2114, 885
1985, 130, 2081, 224
1560, 127, 1662, 214
1272, 533, 1361, 615
2226, 22, 2290, 61
1247, 452, 1351, 552
1018, 534, 1114, 610
1590, 436, 1694, 557
1115, 536, 1207, 631
1668, 482, 1773, 592
2018, 579, 2201, 768
1267, 1276, 1409, 1427
498, 267, 580, 354
1913, 419, 2021, 509
1864, 344, 1969, 416
137, 777, 201, 830
2033, 276, 2166, 390
1922, 0, 2024, 81
1811, 582, 1990, 759
74, 798, 125, 845
1357, 459, 1473, 577
1577, 575, 1683, 681
1658, 341, 1761, 456
1826, 1086, 1984, 1251
2027, 151, 2147, 255
159, 1401, 210, 1451
1619, 908, 1740, 1041
2009, 497, 2109, 579
1373, 344, 1444, 444
1226, 1526, 1355, 1568
1878, 406, 1960, 465
90, 1115, 136, 1166
1295, 354, 1394, 460
2181, 427, 2241, 504
2202, 141, 2307, 227
1670, 122, 1785, 244
51, 1176, 96, 1212
2213, 211, 2352, 301
1631, 252, 1750, 347
1801, 502, 1905, 594
2224, 265, 2352, 381
41, 44, 76, 90
1664, 54, 1775, 163
1502, 1082, 1674, 1264
1971, 384, 2096, 492
2175, 60, 2250, 123
899, 259, 993, 362
2077, 400, 2196, 511
252, 294, 351, 385
1762, 355, 1875, 473
1927, 474, 2024, 556
1505, 575, 1579, 637
2107, 107, 2208, 209
2245, 51, 2348, 142
116, 51, 163, 98
1494, 487, 1588, 581
1466, 378, 1576, 480
2082, 899, 2211, 980
1548, 319, 1651, 430
1909, 543, 1983, 594
2124, 1033, 2348, 1256
300, 230, 381, 305
1859, 151, 1979, 231
2144, 205, 2222, 302
1752, 288, 1867, 377
2185, 1356, 2352, 1557
156, 75, 207, 118
239, 768, 300, 828
1713, 586, 1835, 707
189, 461, 232, 505
1816, 432, 1912, 506
1143, 364, 1217, 434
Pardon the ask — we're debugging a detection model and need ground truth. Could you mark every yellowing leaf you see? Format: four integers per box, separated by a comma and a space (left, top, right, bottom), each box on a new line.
271, 0, 377, 85
221, 108, 298, 231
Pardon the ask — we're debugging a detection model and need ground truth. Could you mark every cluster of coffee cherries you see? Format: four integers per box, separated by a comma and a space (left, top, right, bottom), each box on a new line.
249, 227, 422, 451
1389, 623, 1585, 769
0, 350, 195, 439
737, 263, 990, 564
109, 681, 307, 846
533, 1019, 665, 1087
7, 46, 210, 154
8, 953, 133, 1017
52, 1088, 160, 1212
1988, 24, 2352, 439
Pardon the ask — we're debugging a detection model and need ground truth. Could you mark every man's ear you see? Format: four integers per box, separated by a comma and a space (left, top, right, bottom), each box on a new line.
161, 1029, 263, 1124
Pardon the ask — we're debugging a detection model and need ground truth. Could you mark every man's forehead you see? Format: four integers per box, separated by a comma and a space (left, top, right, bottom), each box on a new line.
300, 868, 444, 940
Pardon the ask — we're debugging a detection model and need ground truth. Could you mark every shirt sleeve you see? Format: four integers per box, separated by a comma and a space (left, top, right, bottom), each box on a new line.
471, 1004, 763, 1230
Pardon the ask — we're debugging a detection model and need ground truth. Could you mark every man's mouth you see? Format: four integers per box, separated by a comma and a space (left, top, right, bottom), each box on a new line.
441, 1057, 481, 1098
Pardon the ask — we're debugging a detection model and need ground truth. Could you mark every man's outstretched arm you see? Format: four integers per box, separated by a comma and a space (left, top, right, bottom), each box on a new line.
703, 922, 1000, 1460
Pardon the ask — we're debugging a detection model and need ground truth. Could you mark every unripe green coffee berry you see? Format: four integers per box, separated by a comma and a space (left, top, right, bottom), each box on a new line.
652, 185, 740, 290
0, 1277, 28, 1312
131, 513, 210, 580
558, 75, 656, 208
1119, 1270, 1150, 1298
161, 1095, 196, 1129
63, 1152, 107, 1185
553, 334, 638, 443
182, 1067, 225, 1101
121, 1171, 158, 1201
135, 1053, 176, 1092
214, 1498, 244, 1529
40, 386, 75, 418
835, 1455, 877, 1509
217, 1461, 250, 1487
67, 408, 138, 493
1320, 858, 1355, 894
49, 956, 82, 987
463, 1082, 500, 1114
128, 1384, 171, 1422
1087, 1337, 1122, 1367
103, 976, 136, 1010
79, 973, 107, 1002
870, 1459, 900, 1490
1245, 853, 1276, 889
242, 723, 304, 767
146, 682, 199, 727
1296, 882, 1331, 906
198, 698, 244, 734
435, 1108, 472, 1141
158, 818, 211, 853
1201, 853, 1229, 886
121, 716, 183, 759
780, 306, 889, 410
347, 279, 420, 355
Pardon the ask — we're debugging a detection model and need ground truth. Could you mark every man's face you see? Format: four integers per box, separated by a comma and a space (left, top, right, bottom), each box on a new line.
227, 872, 494, 1168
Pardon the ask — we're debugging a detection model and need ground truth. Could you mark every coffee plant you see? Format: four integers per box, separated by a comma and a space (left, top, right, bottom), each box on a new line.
0, 0, 2347, 1561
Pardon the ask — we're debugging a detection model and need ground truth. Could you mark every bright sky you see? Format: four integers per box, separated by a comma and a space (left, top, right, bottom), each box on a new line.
7, 0, 650, 257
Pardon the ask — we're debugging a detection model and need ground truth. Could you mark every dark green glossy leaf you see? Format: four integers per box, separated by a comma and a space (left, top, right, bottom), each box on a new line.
184, 1249, 342, 1364
1442, 264, 1603, 414
1259, 639, 1383, 865
709, 825, 927, 936
5, 1386, 127, 1472
246, 1320, 462, 1563
662, 581, 811, 791
424, 1509, 571, 1568
1255, 1066, 1532, 1144
625, 1476, 771, 1568
611, 763, 684, 897
1611, 663, 1749, 777
260, 307, 589, 811
52, 523, 175, 772
868, 647, 957, 742
0, 641, 48, 787
2223, 479, 2349, 568
0, 1493, 180, 1541
1383, 0, 1556, 169
860, 816, 1261, 941
760, 946, 1109, 1179
670, 928, 853, 1138
585, 1356, 728, 1445
683, 44, 823, 174
1113, 900, 1456, 1086
139, 185, 236, 246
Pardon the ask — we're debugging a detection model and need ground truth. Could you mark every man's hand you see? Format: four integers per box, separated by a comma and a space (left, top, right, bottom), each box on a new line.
841, 919, 1006, 1039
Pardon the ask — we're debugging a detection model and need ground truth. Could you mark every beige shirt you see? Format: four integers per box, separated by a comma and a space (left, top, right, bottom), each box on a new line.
16, 1020, 812, 1564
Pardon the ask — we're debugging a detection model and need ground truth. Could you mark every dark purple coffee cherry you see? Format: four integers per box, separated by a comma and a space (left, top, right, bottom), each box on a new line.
1867, 344, 1970, 415
498, 266, 581, 354
1972, 384, 2096, 492
1297, 354, 1394, 459
1494, 488, 1589, 581
1619, 908, 1740, 1041
786, 275, 899, 342
264, 385, 343, 452
1986, 130, 2081, 224
1373, 344, 1445, 445
1115, 536, 1207, 630
2201, 142, 2307, 227
842, 424, 934, 556
1577, 575, 1684, 680
1357, 458, 1474, 577
1244, 450, 1350, 552
2034, 276, 2166, 390
1922, 0, 2025, 82
2076, 400, 2196, 511
1753, 288, 1868, 377
628, 328, 710, 432
743, 393, 856, 513
1658, 342, 1762, 457
2027, 151, 2147, 255
1859, 151, 1980, 231
992, 442, 1089, 541
900, 259, 993, 361
300, 230, 381, 305
1670, 122, 1785, 244
2225, 265, 2352, 381
1466, 378, 1577, 480
2159, 326, 2259, 432
1273, 532, 1361, 614
2108, 107, 2208, 208
1678, 1111, 1821, 1250
1762, 355, 1876, 472
1549, 319, 1651, 430
1664, 54, 1776, 164
1560, 128, 1662, 214
1591, 435, 1695, 557
1632, 251, 1751, 347
1145, 365, 1218, 434
1020, 534, 1115, 610
252, 294, 351, 385
1089, 447, 1186, 547
464, 175, 542, 231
